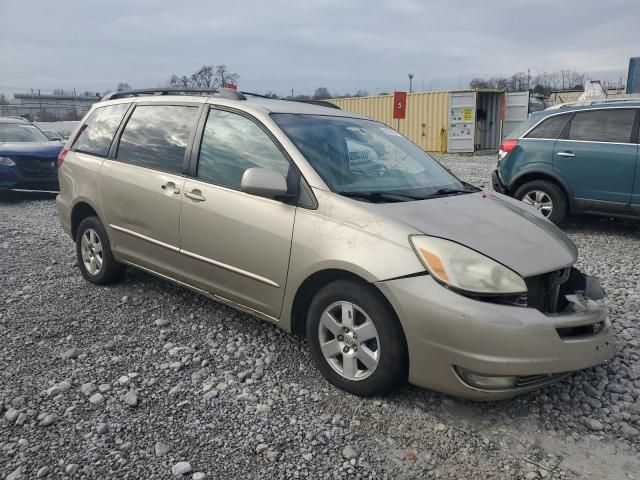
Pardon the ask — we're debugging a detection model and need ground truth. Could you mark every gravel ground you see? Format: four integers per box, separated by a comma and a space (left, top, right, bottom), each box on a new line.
1, 154, 639, 479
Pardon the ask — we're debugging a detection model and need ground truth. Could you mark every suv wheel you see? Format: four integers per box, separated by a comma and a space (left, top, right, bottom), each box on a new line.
515, 180, 567, 225
306, 279, 408, 396
76, 216, 125, 285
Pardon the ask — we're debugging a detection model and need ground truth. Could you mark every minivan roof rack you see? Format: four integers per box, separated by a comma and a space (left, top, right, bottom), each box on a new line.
101, 87, 246, 102
239, 92, 341, 109
553, 95, 640, 109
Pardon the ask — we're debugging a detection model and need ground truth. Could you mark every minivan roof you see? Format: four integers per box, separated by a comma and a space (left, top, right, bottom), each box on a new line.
99, 88, 366, 118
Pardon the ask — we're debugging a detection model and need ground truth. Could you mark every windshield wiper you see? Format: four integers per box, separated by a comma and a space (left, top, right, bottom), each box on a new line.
338, 191, 423, 203
432, 188, 476, 196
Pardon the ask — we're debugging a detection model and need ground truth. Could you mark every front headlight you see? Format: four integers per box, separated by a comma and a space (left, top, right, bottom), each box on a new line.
0, 156, 16, 166
410, 236, 527, 294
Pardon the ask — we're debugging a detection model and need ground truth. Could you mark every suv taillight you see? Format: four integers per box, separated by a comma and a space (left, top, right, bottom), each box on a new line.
498, 139, 518, 160
57, 148, 68, 167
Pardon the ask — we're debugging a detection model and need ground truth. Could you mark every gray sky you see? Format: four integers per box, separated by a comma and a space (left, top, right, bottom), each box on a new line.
1, 0, 637, 97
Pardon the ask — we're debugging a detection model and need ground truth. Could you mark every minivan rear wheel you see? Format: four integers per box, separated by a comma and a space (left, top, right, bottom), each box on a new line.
306, 279, 408, 396
76, 216, 125, 285
515, 180, 567, 225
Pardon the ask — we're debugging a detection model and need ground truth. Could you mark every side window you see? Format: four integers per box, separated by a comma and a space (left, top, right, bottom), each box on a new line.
567, 109, 635, 143
116, 105, 198, 173
525, 114, 571, 139
73, 103, 129, 156
197, 109, 290, 189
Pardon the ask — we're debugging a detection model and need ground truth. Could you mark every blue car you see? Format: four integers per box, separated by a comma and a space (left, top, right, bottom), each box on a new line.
493, 99, 640, 224
0, 117, 64, 193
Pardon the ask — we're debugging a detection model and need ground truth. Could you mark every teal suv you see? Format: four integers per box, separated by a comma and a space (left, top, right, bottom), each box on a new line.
493, 100, 640, 224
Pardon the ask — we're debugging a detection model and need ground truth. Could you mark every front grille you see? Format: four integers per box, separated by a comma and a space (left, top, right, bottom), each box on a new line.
524, 267, 571, 313
14, 156, 58, 178
516, 372, 567, 387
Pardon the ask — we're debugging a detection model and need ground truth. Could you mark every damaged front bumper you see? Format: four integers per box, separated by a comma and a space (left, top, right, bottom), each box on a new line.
377, 267, 614, 400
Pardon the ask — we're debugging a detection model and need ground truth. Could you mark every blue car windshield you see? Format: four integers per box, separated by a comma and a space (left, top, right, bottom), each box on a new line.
0, 123, 50, 143
271, 114, 469, 198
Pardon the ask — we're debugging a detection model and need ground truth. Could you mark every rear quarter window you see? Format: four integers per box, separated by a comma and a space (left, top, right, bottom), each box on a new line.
524, 114, 571, 139
72, 103, 129, 156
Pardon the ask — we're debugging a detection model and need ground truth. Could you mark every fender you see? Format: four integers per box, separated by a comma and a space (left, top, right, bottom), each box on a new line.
511, 164, 575, 211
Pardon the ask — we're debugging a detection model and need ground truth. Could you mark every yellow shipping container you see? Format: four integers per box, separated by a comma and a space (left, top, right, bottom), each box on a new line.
328, 91, 450, 153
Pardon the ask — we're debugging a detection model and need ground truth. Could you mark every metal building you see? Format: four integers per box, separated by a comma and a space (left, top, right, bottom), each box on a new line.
328, 89, 529, 153
0, 92, 99, 121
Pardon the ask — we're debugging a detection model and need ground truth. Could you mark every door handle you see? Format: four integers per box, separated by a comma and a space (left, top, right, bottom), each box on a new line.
185, 190, 206, 202
161, 182, 181, 194
556, 151, 576, 158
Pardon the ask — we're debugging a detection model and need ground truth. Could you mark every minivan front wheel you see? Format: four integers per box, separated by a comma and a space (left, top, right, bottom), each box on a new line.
307, 279, 408, 396
515, 180, 567, 225
76, 216, 125, 285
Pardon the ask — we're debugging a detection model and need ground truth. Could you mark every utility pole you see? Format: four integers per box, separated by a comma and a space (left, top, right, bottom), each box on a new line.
291, 88, 294, 99
408, 73, 414, 93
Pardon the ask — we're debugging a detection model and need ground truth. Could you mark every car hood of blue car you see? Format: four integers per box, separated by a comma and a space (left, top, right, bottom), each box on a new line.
0, 141, 64, 158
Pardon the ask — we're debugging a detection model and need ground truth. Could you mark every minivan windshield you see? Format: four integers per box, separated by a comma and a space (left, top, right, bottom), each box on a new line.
272, 114, 475, 201
0, 123, 50, 143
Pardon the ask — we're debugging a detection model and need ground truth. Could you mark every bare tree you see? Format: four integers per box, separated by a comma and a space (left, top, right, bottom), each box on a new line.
190, 66, 215, 88
0, 94, 8, 105
116, 82, 132, 92
168, 65, 240, 89
214, 65, 239, 87
313, 87, 332, 100
169, 75, 191, 88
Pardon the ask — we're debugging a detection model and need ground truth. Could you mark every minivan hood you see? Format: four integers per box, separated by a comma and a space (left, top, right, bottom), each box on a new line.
0, 142, 63, 158
364, 191, 577, 278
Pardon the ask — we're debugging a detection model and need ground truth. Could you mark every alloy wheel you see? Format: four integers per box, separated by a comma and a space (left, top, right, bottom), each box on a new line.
318, 301, 380, 381
522, 190, 553, 218
81, 228, 103, 275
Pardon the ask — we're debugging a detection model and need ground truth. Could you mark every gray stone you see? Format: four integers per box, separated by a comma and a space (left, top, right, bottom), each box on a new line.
40, 414, 56, 427
172, 462, 192, 476
155, 441, 172, 456
169, 383, 185, 398
65, 464, 80, 475
236, 392, 258, 403
123, 389, 138, 407
89, 393, 105, 405
256, 443, 269, 453
586, 418, 604, 431
607, 383, 625, 394
96, 422, 108, 434
80, 382, 97, 396
46, 380, 71, 396
61, 348, 81, 360
6, 466, 23, 480
342, 446, 358, 460
192, 473, 206, 480
36, 466, 50, 478
98, 383, 111, 393
5, 408, 20, 422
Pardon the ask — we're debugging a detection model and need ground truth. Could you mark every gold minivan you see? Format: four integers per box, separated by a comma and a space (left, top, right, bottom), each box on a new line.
56, 88, 614, 400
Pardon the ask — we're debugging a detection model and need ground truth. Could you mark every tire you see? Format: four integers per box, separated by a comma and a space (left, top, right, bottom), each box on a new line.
75, 216, 125, 285
515, 180, 567, 225
306, 279, 408, 396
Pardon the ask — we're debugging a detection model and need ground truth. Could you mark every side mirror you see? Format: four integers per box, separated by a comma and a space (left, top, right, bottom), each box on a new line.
240, 167, 288, 199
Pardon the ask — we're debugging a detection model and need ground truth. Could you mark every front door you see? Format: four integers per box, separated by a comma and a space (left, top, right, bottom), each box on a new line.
553, 108, 637, 210
101, 103, 200, 279
180, 107, 295, 318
